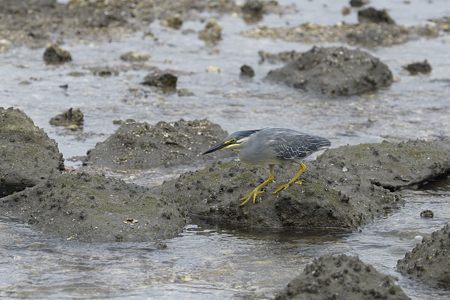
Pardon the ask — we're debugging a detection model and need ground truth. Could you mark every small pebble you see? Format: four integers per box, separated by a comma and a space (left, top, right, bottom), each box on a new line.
420, 210, 434, 218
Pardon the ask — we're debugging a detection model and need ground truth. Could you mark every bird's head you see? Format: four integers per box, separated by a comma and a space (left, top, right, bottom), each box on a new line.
202, 129, 260, 154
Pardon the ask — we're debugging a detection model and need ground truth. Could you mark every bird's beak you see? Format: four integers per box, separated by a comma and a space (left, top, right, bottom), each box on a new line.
202, 142, 228, 155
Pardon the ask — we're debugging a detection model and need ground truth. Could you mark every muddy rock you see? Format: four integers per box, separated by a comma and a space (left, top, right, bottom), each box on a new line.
0, 172, 186, 242
49, 107, 84, 130
358, 7, 395, 24
240, 65, 255, 77
275, 255, 410, 300
397, 224, 450, 288
198, 19, 222, 44
242, 22, 438, 48
266, 46, 393, 96
163, 15, 183, 29
403, 60, 432, 75
350, 0, 369, 8
85, 119, 232, 171
120, 51, 150, 62
142, 70, 177, 93
43, 44, 72, 65
241, 0, 264, 23
258, 50, 304, 64
158, 140, 449, 231
0, 107, 64, 197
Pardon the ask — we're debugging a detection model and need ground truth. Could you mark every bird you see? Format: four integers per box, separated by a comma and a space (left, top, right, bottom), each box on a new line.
203, 128, 331, 206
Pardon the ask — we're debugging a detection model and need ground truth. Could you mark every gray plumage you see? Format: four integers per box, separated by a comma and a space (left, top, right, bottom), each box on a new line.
238, 128, 330, 165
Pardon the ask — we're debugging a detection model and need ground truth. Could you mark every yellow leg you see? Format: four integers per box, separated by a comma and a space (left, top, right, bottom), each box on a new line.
240, 165, 275, 206
273, 163, 307, 194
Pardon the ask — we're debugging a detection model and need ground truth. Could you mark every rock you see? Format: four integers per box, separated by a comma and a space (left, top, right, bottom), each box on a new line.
275, 255, 410, 300
206, 65, 221, 73
341, 6, 351, 16
240, 65, 255, 77
43, 44, 72, 65
198, 19, 222, 44
350, 0, 369, 8
90, 67, 119, 77
258, 50, 304, 64
120, 51, 150, 62
177, 88, 194, 97
0, 173, 186, 242
242, 0, 264, 15
397, 224, 450, 288
358, 7, 395, 24
403, 60, 432, 75
49, 108, 84, 130
158, 140, 449, 231
420, 210, 434, 218
84, 119, 233, 171
163, 15, 183, 29
242, 0, 264, 22
242, 22, 432, 48
142, 70, 177, 93
266, 46, 393, 96
0, 107, 64, 197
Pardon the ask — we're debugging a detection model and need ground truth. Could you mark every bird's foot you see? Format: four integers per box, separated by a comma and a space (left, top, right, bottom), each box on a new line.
273, 180, 302, 194
240, 188, 265, 206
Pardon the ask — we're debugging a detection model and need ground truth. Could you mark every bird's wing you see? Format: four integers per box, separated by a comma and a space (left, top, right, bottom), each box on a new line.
269, 132, 330, 160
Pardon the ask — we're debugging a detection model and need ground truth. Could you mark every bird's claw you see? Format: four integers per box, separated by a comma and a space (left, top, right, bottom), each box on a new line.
240, 189, 264, 206
273, 180, 302, 194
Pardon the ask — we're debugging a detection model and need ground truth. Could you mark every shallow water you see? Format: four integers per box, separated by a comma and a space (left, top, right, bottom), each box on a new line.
0, 0, 449, 299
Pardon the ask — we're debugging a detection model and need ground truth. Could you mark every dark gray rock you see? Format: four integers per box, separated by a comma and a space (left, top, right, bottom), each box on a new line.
420, 210, 434, 218
43, 44, 72, 65
403, 60, 432, 75
142, 70, 177, 93
397, 224, 450, 288
0, 172, 186, 242
49, 107, 84, 129
158, 140, 449, 231
276, 255, 410, 300
266, 46, 393, 96
350, 0, 369, 8
0, 107, 64, 197
85, 119, 233, 171
358, 7, 395, 25
240, 64, 255, 77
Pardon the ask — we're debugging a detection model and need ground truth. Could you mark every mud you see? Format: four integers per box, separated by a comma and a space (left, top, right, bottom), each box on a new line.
275, 255, 410, 300
49, 107, 84, 129
157, 140, 449, 231
0, 0, 239, 48
397, 224, 450, 288
0, 107, 64, 197
242, 22, 440, 48
84, 119, 233, 171
265, 46, 393, 96
403, 60, 432, 75
0, 172, 186, 242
